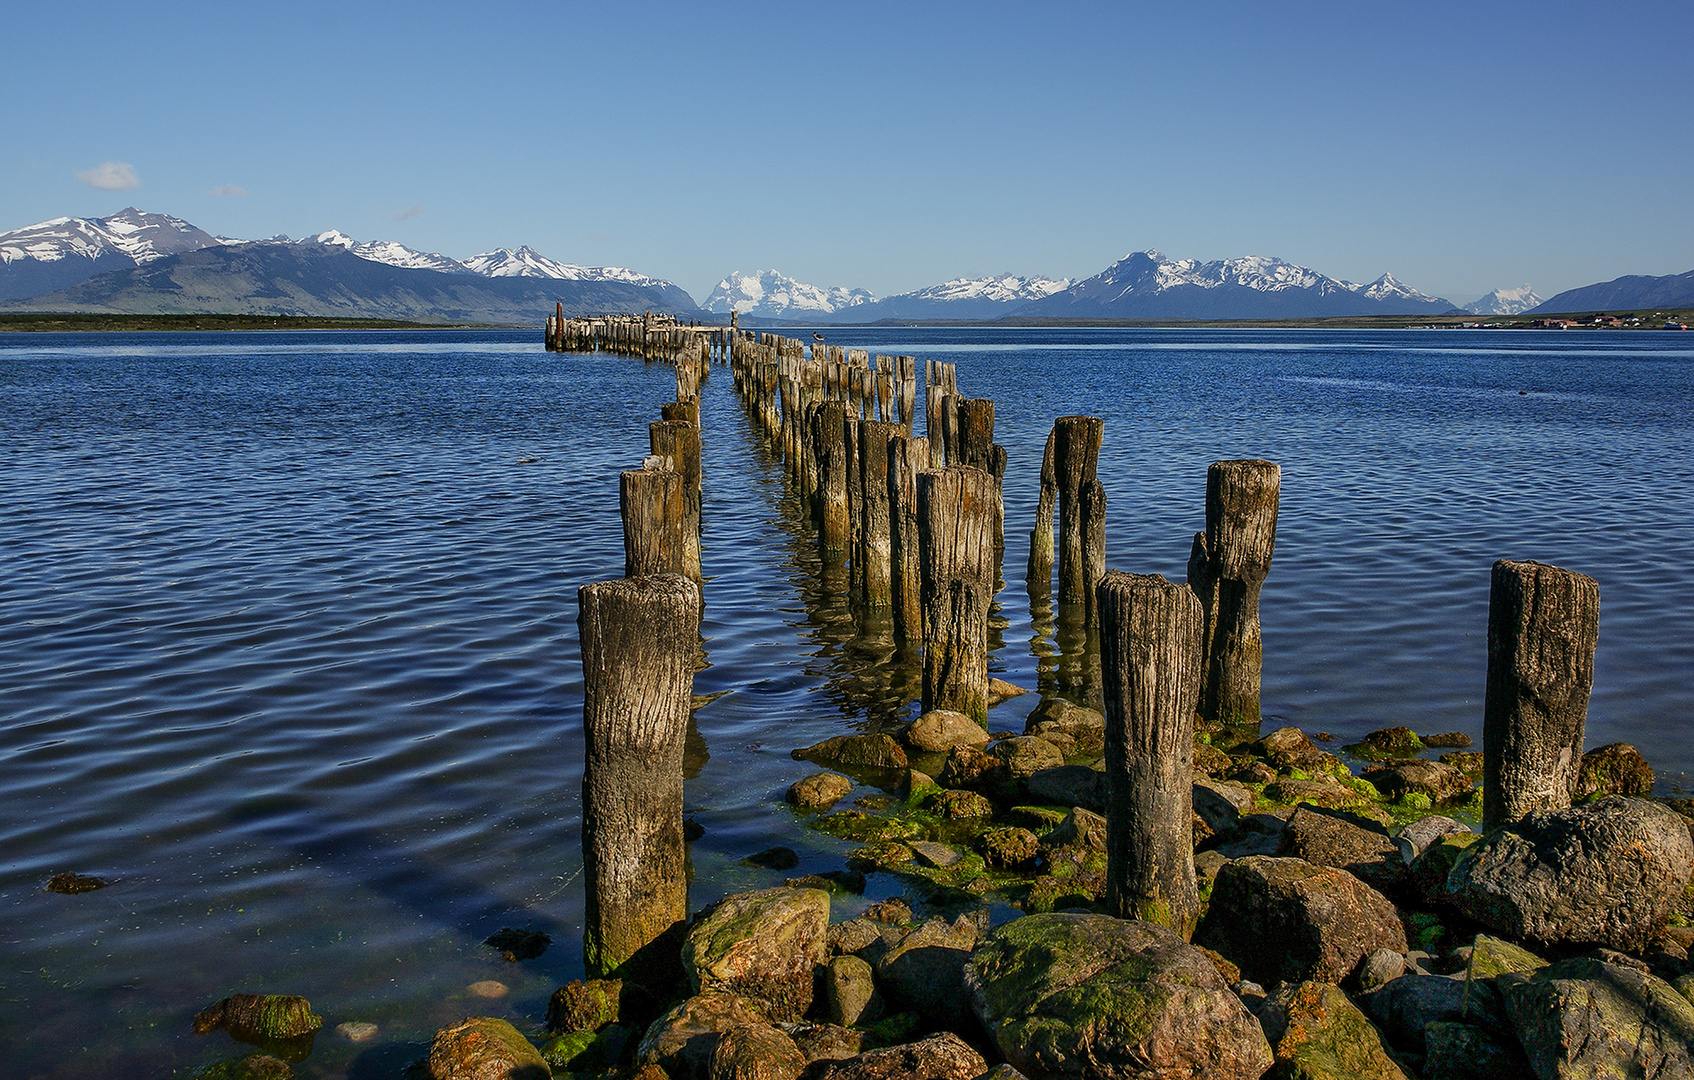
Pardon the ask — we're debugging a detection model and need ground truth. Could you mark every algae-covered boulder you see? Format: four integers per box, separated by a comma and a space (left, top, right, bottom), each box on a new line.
193, 994, 323, 1042
1259, 979, 1409, 1080
810, 1032, 985, 1080
426, 1017, 548, 1080
966, 912, 1272, 1080
1410, 832, 1480, 905
1264, 777, 1371, 810
1042, 807, 1108, 852
191, 1055, 294, 1080
708, 1023, 807, 1080
924, 788, 995, 820
1448, 796, 1694, 950
1196, 856, 1406, 987
637, 992, 771, 1080
1024, 699, 1106, 755
977, 826, 1042, 871
903, 710, 990, 753
1459, 936, 1547, 1031
542, 1024, 631, 1075
792, 734, 908, 772
1498, 957, 1694, 1080
1361, 759, 1472, 804
683, 887, 830, 1022
1347, 726, 1426, 759
876, 916, 978, 1026
1255, 726, 1322, 768
1575, 741, 1654, 799
545, 977, 620, 1033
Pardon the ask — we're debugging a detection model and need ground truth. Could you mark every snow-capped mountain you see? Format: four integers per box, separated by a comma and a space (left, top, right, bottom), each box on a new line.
1463, 285, 1542, 316
1021, 251, 1456, 319
817, 273, 1074, 322
0, 208, 221, 299
704, 269, 874, 319
303, 230, 471, 275
461, 246, 670, 288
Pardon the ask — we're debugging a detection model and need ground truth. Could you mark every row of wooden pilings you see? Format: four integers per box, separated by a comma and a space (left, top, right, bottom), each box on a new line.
569, 312, 1608, 968
544, 302, 732, 365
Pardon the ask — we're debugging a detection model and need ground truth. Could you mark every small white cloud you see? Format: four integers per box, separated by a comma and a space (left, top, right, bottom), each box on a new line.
210, 184, 247, 197
393, 204, 424, 221
77, 161, 141, 190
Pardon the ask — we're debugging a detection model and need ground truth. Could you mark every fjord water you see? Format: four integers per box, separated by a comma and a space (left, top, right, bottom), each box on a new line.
3, 326, 1691, 1077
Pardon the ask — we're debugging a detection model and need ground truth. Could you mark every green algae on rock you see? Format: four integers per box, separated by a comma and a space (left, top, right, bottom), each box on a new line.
193, 994, 323, 1042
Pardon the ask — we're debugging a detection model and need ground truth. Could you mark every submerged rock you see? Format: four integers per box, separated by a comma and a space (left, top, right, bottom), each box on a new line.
1196, 856, 1407, 987
191, 1054, 294, 1080
683, 887, 830, 1022
967, 912, 1272, 1080
792, 734, 908, 772
425, 1016, 547, 1080
193, 994, 323, 1042
1448, 796, 1694, 950
483, 927, 549, 961
1259, 979, 1409, 1080
787, 772, 853, 810
45, 872, 107, 894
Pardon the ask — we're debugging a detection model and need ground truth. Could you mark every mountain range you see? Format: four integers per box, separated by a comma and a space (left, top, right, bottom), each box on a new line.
4, 207, 1687, 324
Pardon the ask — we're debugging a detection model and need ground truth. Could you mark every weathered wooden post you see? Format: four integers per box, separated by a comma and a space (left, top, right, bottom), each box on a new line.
918, 466, 996, 723
1482, 559, 1600, 831
1055, 417, 1104, 606
856, 420, 896, 608
1098, 571, 1203, 937
620, 463, 688, 579
1028, 428, 1058, 593
812, 401, 851, 560
1187, 460, 1279, 730
660, 399, 699, 428
579, 573, 701, 980
649, 421, 703, 583
888, 433, 931, 641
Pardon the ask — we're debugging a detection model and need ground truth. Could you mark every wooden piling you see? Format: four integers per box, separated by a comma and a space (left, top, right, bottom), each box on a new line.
918, 466, 997, 723
1097, 570, 1203, 937
1055, 417, 1104, 606
579, 573, 701, 980
813, 401, 851, 560
1186, 460, 1279, 730
649, 421, 703, 583
1482, 559, 1600, 830
1028, 428, 1058, 593
619, 464, 688, 579
888, 433, 931, 641
856, 420, 897, 608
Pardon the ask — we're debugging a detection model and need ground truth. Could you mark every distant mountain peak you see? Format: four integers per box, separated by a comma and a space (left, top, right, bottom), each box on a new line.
1464, 284, 1542, 316
461, 246, 670, 288
704, 269, 873, 318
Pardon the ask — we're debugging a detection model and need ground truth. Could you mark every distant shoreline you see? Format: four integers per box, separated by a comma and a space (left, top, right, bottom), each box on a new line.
3, 307, 1690, 334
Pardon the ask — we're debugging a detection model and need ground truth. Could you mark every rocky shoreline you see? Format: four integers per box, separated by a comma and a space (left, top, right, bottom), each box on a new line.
182, 708, 1694, 1080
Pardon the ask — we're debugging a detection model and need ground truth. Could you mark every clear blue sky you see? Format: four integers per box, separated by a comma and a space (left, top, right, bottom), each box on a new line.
4, 0, 1690, 306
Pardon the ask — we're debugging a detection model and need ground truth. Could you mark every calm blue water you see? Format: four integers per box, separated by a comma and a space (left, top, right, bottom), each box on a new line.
2, 326, 1691, 1077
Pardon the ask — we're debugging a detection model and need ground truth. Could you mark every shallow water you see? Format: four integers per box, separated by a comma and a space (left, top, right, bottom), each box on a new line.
1, 326, 1690, 1077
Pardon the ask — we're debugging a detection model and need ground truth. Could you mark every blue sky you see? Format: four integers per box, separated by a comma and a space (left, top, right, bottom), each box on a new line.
4, 0, 1690, 305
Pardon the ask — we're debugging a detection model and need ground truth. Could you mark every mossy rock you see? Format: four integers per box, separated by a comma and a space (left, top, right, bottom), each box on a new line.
1576, 742, 1655, 799
846, 842, 915, 872
192, 1054, 293, 1080
1194, 740, 1233, 776
1440, 751, 1484, 781
427, 1017, 547, 1080
814, 810, 921, 843
976, 827, 1042, 872
925, 789, 995, 821
193, 995, 323, 1042
1260, 980, 1410, 1080
1404, 911, 1447, 952
857, 1009, 923, 1049
546, 978, 621, 1034
542, 1024, 630, 1073
1410, 832, 1480, 904
1346, 726, 1426, 760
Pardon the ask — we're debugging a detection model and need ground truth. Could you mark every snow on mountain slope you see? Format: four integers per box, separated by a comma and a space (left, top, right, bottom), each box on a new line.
461, 246, 668, 287
704, 269, 874, 317
1024, 250, 1456, 318
303, 231, 471, 274
898, 274, 1072, 304
1463, 285, 1542, 315
0, 208, 218, 266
